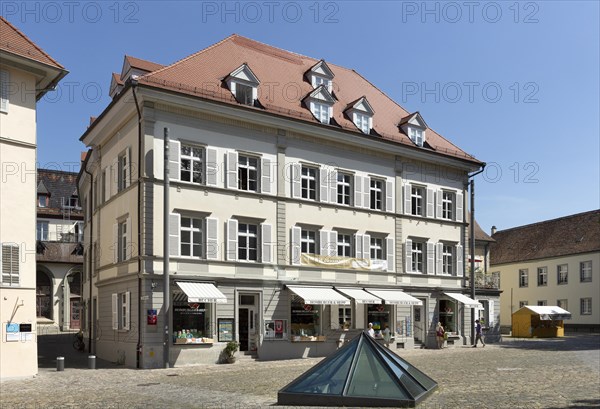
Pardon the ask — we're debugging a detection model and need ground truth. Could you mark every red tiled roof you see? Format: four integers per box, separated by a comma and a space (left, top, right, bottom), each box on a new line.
124, 55, 164, 73
0, 16, 64, 69
490, 210, 600, 265
133, 35, 479, 164
468, 213, 495, 243
112, 72, 124, 86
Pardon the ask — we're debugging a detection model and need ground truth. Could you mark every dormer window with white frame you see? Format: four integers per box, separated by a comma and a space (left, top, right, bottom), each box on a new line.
226, 63, 260, 107
307, 60, 334, 93
304, 85, 335, 125
399, 112, 428, 147
346, 97, 374, 134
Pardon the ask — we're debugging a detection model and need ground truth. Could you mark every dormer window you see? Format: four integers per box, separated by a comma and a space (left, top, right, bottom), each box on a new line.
346, 97, 374, 134
226, 64, 260, 107
399, 112, 428, 147
307, 60, 334, 93
304, 85, 335, 125
313, 102, 331, 124
38, 194, 48, 208
409, 128, 424, 146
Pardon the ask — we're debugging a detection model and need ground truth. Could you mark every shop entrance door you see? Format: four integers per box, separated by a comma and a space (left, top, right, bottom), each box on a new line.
70, 299, 81, 329
413, 299, 426, 343
238, 293, 258, 352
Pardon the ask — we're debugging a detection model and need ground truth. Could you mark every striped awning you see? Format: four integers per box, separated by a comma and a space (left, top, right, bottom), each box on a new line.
287, 286, 350, 305
175, 282, 227, 304
444, 292, 483, 309
364, 289, 423, 305
335, 288, 382, 304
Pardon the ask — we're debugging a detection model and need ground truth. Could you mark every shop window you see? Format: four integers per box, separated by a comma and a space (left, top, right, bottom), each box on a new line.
339, 307, 352, 329
172, 301, 212, 343
366, 304, 392, 337
290, 296, 320, 337
438, 299, 457, 334
264, 319, 288, 340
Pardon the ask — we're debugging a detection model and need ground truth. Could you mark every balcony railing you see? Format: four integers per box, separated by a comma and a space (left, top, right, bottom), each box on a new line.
37, 232, 83, 243
465, 271, 500, 290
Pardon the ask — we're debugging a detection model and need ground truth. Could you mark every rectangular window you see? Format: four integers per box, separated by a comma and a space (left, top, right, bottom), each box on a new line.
354, 113, 370, 133
314, 76, 331, 90
442, 191, 454, 220
112, 292, 130, 330
557, 264, 568, 285
519, 269, 528, 287
0, 70, 9, 113
37, 221, 49, 241
118, 221, 127, 262
180, 217, 203, 258
409, 128, 424, 146
442, 245, 454, 275
370, 237, 384, 260
291, 297, 320, 337
370, 179, 383, 210
173, 300, 212, 342
580, 298, 592, 315
1, 244, 19, 286
411, 186, 424, 216
180, 145, 204, 184
238, 223, 258, 262
38, 195, 48, 208
580, 261, 592, 282
367, 304, 392, 335
312, 102, 330, 124
339, 307, 352, 329
337, 173, 352, 206
412, 241, 424, 273
301, 166, 317, 200
537, 267, 548, 286
117, 152, 128, 192
120, 293, 128, 328
519, 301, 527, 308
557, 299, 568, 311
235, 83, 254, 105
537, 300, 547, 306
337, 233, 352, 258
300, 230, 316, 255
238, 155, 258, 192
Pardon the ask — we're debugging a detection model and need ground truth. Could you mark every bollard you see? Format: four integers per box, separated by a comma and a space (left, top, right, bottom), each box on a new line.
88, 355, 96, 370
56, 356, 64, 372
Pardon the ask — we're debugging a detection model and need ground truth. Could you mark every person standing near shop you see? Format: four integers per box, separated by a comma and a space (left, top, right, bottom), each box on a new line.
473, 319, 485, 347
367, 323, 375, 337
436, 322, 445, 349
382, 324, 391, 348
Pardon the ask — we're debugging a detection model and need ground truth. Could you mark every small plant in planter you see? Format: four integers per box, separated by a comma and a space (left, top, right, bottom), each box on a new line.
221, 341, 239, 364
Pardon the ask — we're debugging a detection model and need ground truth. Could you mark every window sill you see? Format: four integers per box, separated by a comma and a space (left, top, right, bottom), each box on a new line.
174, 338, 214, 345
291, 336, 326, 342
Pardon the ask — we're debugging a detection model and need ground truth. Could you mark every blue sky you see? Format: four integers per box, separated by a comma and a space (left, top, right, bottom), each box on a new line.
3, 1, 598, 234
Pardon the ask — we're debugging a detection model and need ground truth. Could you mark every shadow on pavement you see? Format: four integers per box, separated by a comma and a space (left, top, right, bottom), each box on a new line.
38, 332, 119, 370
545, 398, 600, 409
499, 334, 600, 352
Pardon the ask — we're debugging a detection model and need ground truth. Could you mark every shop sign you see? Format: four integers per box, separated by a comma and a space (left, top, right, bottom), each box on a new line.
147, 309, 157, 325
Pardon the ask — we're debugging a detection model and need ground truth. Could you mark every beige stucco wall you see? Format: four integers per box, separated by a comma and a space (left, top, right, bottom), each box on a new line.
0, 66, 37, 145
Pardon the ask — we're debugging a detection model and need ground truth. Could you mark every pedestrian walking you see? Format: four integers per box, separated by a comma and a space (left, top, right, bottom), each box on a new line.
382, 324, 391, 348
436, 322, 445, 349
473, 319, 485, 347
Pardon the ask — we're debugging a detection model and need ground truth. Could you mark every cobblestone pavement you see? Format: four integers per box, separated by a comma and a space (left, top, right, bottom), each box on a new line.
1, 334, 599, 409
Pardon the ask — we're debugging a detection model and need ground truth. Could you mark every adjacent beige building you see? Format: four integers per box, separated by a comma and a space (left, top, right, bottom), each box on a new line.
78, 36, 486, 368
491, 210, 600, 333
0, 16, 67, 379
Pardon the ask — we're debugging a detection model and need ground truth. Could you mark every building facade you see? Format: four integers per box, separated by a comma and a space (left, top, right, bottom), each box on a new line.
491, 210, 600, 333
78, 36, 485, 368
0, 17, 67, 379
36, 169, 84, 330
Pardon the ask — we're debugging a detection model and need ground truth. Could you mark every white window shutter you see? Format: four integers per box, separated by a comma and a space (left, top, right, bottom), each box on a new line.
168, 140, 180, 182
456, 244, 463, 277
386, 181, 394, 212
124, 147, 131, 188
112, 293, 118, 330
354, 175, 363, 208
125, 217, 132, 260
363, 234, 371, 260
354, 233, 363, 259
329, 231, 338, 257
0, 70, 9, 112
261, 223, 272, 263
404, 184, 412, 215
261, 157, 272, 194
226, 151, 238, 189
363, 176, 370, 210
386, 237, 394, 272
319, 166, 329, 203
319, 230, 329, 256
456, 192, 464, 222
169, 213, 180, 257
205, 217, 219, 260
205, 148, 218, 186
123, 291, 131, 330
329, 169, 337, 205
113, 223, 118, 264
104, 167, 111, 201
427, 242, 435, 275
488, 300, 495, 326
436, 190, 442, 218
426, 188, 435, 218
436, 243, 443, 275
111, 158, 118, 198
405, 239, 413, 273
226, 219, 238, 261
291, 163, 301, 198
291, 226, 302, 266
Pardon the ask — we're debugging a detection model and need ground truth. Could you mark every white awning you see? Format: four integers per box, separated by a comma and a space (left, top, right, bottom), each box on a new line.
364, 289, 423, 305
287, 286, 350, 305
522, 305, 571, 320
335, 288, 383, 304
175, 282, 227, 304
444, 292, 483, 309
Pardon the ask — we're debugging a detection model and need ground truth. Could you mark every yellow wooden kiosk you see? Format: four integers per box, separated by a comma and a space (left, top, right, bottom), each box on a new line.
512, 306, 571, 338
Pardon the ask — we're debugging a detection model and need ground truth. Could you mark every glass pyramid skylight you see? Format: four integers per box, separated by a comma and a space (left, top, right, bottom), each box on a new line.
278, 331, 437, 407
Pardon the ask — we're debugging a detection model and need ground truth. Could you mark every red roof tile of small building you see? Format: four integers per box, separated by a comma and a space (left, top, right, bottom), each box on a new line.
124, 55, 165, 73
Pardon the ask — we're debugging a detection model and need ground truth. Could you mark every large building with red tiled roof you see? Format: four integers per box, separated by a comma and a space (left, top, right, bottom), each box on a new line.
0, 16, 67, 380
79, 35, 488, 368
491, 210, 600, 332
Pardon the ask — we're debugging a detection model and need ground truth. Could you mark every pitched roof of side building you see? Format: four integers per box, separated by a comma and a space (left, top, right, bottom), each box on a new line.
490, 210, 600, 265
94, 34, 481, 166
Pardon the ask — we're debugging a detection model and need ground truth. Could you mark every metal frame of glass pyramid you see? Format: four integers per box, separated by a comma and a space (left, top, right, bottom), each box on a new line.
278, 331, 438, 407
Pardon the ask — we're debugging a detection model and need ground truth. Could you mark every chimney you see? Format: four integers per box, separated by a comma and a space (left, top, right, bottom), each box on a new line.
491, 226, 497, 235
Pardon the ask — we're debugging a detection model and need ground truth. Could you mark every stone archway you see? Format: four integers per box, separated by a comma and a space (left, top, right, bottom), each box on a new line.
36, 270, 53, 319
